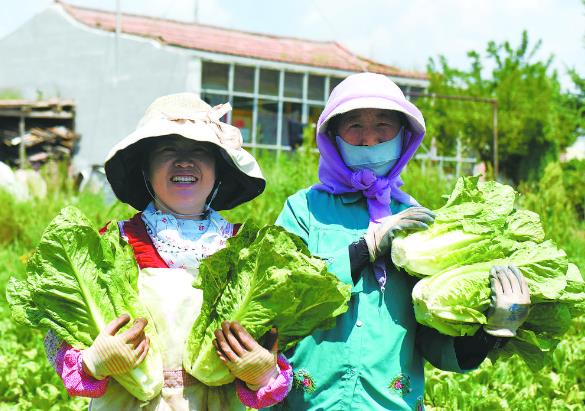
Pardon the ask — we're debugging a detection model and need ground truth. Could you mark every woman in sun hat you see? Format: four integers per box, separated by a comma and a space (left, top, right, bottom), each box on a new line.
271, 72, 531, 410
43, 93, 293, 410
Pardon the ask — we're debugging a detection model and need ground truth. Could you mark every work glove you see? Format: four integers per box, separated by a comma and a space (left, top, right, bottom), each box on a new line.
363, 206, 435, 261
484, 265, 531, 338
214, 321, 279, 390
82, 314, 150, 380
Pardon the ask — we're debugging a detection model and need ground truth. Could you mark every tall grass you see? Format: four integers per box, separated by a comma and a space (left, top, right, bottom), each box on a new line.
221, 148, 320, 225
518, 162, 585, 269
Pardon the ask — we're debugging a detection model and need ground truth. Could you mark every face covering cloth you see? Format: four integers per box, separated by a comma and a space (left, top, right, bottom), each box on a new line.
335, 127, 404, 177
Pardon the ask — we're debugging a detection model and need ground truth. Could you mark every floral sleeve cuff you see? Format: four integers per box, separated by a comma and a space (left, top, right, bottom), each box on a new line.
236, 354, 293, 408
44, 331, 109, 398
64, 350, 110, 397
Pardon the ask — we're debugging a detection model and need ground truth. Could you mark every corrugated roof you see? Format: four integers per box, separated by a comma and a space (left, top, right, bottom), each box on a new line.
58, 1, 427, 80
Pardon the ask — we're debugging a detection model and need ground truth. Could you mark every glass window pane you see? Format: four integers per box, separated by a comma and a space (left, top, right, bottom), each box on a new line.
282, 102, 302, 147
408, 86, 425, 102
308, 75, 325, 101
328, 76, 344, 94
232, 96, 254, 143
259, 69, 279, 96
201, 93, 228, 122
308, 104, 324, 129
257, 99, 278, 145
234, 65, 255, 93
398, 85, 408, 94
202, 62, 229, 91
284, 72, 303, 99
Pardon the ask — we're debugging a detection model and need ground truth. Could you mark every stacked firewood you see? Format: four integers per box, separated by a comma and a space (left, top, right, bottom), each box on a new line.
0, 126, 80, 166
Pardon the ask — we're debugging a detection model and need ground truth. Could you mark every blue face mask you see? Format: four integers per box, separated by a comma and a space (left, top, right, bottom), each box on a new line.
335, 127, 403, 177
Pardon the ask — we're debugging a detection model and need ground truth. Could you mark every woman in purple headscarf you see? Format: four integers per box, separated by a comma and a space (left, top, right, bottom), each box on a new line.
273, 73, 531, 410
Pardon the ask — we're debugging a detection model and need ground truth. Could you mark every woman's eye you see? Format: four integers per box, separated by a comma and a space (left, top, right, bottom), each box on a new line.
157, 147, 177, 156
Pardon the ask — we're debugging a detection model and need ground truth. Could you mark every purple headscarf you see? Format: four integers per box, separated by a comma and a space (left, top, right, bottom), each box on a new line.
312, 73, 426, 290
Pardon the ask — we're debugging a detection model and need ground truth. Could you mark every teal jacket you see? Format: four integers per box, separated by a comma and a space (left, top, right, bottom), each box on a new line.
271, 188, 468, 411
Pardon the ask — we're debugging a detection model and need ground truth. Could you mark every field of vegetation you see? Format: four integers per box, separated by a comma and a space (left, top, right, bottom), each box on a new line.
1, 151, 583, 410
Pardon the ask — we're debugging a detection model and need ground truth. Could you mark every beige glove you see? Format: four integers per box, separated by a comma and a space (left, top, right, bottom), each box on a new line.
82, 314, 150, 380
484, 265, 531, 338
214, 321, 279, 390
364, 206, 435, 261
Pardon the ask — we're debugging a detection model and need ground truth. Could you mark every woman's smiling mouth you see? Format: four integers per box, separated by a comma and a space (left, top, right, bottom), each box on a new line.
170, 175, 198, 184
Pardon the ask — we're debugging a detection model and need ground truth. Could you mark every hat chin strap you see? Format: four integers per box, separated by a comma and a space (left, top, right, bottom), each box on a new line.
141, 171, 221, 219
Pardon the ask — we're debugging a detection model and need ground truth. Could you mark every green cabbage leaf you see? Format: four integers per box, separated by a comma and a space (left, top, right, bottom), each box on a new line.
391, 176, 585, 371
183, 223, 352, 386
391, 178, 545, 277
6, 206, 164, 401
411, 240, 570, 335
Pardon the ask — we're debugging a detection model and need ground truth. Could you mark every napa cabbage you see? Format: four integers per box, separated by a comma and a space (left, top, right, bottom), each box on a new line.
391, 176, 585, 371
6, 206, 164, 401
391, 177, 544, 277
183, 223, 352, 386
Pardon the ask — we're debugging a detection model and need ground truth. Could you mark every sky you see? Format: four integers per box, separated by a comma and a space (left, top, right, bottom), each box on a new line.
2, 0, 584, 90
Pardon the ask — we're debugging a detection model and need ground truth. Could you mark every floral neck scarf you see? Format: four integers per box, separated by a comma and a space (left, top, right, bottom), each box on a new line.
140, 202, 233, 269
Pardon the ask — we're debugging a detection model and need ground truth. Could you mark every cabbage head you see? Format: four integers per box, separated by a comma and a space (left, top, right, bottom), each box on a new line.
391, 177, 545, 277
6, 206, 164, 401
391, 176, 585, 371
412, 240, 570, 336
183, 223, 352, 386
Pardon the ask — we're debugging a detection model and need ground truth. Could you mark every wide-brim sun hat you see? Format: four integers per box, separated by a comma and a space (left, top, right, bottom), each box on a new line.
317, 72, 426, 137
105, 93, 265, 211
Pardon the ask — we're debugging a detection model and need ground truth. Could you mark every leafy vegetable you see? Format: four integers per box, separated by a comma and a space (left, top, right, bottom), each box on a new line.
183, 223, 352, 386
391, 176, 585, 371
391, 178, 545, 277
6, 206, 163, 401
411, 240, 570, 336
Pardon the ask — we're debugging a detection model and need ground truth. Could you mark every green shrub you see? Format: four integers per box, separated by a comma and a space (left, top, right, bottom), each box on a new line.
518, 162, 585, 269
561, 159, 585, 220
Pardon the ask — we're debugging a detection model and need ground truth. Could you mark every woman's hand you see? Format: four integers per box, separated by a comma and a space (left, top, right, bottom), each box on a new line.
364, 206, 435, 261
484, 265, 531, 337
82, 314, 150, 379
213, 321, 279, 389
